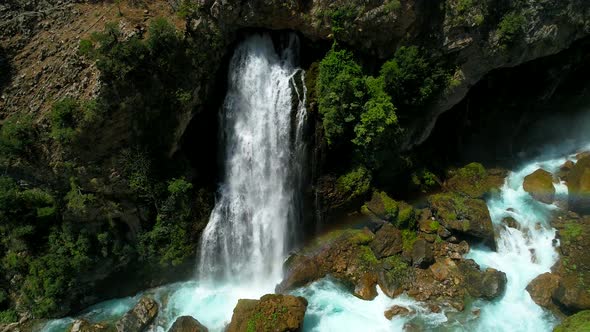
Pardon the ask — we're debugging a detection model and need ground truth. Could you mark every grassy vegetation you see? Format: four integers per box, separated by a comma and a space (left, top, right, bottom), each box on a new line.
336, 166, 372, 201
497, 12, 526, 46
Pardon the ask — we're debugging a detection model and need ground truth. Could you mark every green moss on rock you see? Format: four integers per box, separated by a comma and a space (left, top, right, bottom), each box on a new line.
554, 310, 590, 332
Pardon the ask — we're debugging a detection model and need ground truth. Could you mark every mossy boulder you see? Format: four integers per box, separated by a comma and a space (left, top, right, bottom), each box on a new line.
568, 156, 590, 214
551, 213, 590, 313
363, 191, 416, 229
458, 262, 507, 300
227, 294, 307, 332
427, 193, 495, 248
445, 163, 506, 199
168, 316, 208, 332
553, 310, 590, 332
523, 169, 556, 204
277, 228, 381, 300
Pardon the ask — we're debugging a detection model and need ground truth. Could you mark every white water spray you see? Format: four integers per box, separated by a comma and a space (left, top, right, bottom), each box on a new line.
198, 33, 307, 287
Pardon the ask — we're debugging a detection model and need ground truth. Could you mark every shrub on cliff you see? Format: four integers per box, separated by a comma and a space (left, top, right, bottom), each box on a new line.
380, 46, 449, 113
0, 114, 34, 162
317, 45, 366, 146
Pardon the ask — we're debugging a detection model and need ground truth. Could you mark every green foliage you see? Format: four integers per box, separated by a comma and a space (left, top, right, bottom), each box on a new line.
329, 6, 359, 34
497, 12, 526, 46
411, 168, 439, 192
352, 76, 398, 154
380, 46, 449, 112
316, 44, 402, 166
79, 19, 203, 150
457, 162, 486, 179
336, 166, 372, 201
456, 0, 473, 13
138, 178, 200, 267
430, 220, 440, 232
384, 0, 401, 13
317, 45, 365, 146
49, 98, 98, 144
22, 224, 92, 317
176, 0, 202, 19
65, 178, 95, 216
0, 309, 17, 323
0, 114, 34, 160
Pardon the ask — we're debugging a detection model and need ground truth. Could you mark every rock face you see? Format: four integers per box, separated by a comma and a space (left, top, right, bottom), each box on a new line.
116, 296, 159, 332
553, 310, 590, 332
568, 156, 590, 214
226, 294, 307, 332
526, 272, 560, 308
168, 316, 208, 332
523, 169, 556, 204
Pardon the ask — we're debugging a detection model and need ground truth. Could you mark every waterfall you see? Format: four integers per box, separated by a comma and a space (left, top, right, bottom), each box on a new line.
198, 33, 307, 286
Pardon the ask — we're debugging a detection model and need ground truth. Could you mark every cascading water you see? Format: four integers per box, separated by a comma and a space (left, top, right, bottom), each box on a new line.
198, 33, 307, 286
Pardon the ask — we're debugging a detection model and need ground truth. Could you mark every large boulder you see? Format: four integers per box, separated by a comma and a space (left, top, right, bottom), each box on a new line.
410, 238, 434, 268
227, 294, 307, 332
116, 296, 159, 332
369, 223, 403, 259
550, 213, 590, 313
553, 310, 590, 332
445, 163, 506, 199
168, 316, 208, 332
526, 272, 560, 308
568, 156, 590, 214
523, 169, 556, 204
363, 191, 416, 229
428, 193, 495, 248
277, 228, 382, 300
458, 262, 507, 300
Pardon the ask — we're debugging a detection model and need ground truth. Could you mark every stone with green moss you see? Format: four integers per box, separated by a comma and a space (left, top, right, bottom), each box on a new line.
227, 294, 307, 332
445, 162, 505, 199
554, 310, 590, 332
428, 192, 495, 247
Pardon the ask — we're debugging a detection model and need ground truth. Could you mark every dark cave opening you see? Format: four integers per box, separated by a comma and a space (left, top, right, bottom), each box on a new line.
418, 36, 590, 173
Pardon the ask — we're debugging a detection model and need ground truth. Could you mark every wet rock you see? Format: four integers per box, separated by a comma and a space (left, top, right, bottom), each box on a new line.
116, 296, 158, 332
277, 229, 379, 300
428, 193, 495, 248
227, 294, 307, 332
355, 272, 379, 300
553, 310, 590, 332
567, 156, 590, 214
370, 223, 403, 259
502, 216, 520, 229
384, 305, 412, 320
69, 320, 109, 332
459, 262, 507, 300
526, 272, 560, 308
557, 160, 575, 180
411, 239, 434, 268
168, 316, 208, 332
523, 169, 556, 204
